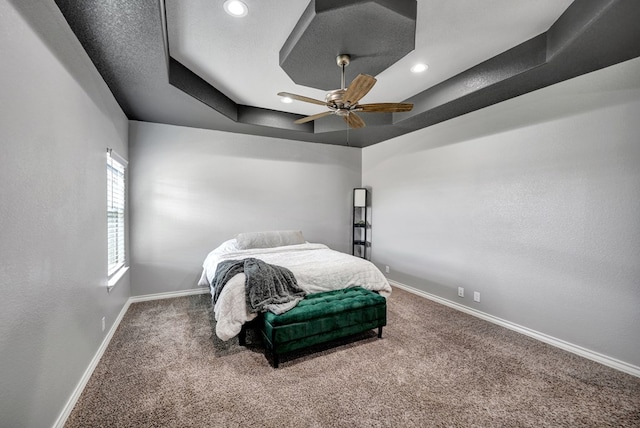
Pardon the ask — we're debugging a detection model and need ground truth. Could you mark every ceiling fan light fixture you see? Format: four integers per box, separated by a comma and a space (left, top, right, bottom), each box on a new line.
410, 63, 428, 73
223, 0, 248, 18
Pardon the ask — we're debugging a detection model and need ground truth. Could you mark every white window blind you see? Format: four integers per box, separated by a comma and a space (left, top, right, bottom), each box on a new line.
107, 149, 127, 277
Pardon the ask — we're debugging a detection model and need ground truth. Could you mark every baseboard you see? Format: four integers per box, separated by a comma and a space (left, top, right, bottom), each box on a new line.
389, 280, 640, 378
53, 298, 131, 428
53, 287, 210, 427
128, 287, 210, 303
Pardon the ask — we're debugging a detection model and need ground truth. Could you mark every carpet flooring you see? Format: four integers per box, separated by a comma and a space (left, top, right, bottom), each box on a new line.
66, 286, 640, 427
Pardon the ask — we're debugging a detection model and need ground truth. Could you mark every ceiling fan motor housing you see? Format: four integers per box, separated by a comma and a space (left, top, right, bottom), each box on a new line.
326, 89, 347, 105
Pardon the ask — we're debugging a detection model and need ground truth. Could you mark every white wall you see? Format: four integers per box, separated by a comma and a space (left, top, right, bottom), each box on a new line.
128, 121, 361, 296
0, 1, 129, 426
363, 57, 640, 369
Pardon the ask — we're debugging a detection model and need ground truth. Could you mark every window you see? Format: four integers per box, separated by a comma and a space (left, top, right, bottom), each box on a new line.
107, 149, 127, 281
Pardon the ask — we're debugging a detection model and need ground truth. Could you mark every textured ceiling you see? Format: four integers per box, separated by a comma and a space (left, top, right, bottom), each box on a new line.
278, 0, 417, 90
53, 0, 640, 147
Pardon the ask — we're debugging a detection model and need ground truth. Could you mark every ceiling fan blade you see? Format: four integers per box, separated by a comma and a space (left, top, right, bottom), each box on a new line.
344, 112, 366, 129
358, 103, 414, 113
278, 92, 327, 106
294, 110, 333, 124
343, 74, 377, 104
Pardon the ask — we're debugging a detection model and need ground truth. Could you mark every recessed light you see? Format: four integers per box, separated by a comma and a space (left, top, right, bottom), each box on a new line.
281, 97, 293, 104
223, 0, 248, 18
410, 63, 428, 73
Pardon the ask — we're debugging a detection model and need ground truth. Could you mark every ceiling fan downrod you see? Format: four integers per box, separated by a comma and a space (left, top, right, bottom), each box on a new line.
336, 54, 350, 90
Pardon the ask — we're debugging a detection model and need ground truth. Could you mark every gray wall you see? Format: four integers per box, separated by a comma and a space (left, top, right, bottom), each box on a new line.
0, 1, 129, 427
128, 121, 361, 296
1, 1, 638, 425
363, 57, 640, 368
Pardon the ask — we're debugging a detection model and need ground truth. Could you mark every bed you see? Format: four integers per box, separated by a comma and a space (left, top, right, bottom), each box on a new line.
198, 230, 392, 341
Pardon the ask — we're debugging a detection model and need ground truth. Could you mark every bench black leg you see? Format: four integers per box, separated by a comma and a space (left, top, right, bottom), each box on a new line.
378, 326, 383, 338
239, 325, 247, 346
263, 343, 279, 368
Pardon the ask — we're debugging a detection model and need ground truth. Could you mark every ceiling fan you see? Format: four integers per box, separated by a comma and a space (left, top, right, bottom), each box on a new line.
278, 54, 413, 129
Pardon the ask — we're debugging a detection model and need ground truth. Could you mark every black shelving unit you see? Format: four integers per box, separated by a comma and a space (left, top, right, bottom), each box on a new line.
352, 188, 369, 259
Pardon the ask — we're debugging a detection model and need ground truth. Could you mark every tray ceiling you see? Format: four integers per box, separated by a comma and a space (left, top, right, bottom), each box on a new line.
53, 0, 640, 147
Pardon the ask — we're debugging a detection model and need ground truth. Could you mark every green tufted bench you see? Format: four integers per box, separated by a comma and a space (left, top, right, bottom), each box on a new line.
259, 286, 387, 368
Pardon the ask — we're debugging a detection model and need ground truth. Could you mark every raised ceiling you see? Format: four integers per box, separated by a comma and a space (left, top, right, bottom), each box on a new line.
278, 0, 417, 90
53, 0, 640, 147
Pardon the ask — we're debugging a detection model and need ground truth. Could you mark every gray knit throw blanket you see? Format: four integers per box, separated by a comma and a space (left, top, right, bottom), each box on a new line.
212, 258, 306, 314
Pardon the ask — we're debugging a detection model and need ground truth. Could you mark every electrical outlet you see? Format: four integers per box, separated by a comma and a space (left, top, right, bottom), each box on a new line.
474, 292, 480, 302
385, 265, 390, 273
458, 287, 464, 298
101, 316, 106, 332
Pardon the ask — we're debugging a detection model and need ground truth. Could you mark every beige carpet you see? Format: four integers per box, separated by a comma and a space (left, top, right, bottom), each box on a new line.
66, 287, 640, 427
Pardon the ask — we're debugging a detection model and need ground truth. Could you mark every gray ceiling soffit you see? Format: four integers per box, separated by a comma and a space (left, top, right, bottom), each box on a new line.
53, 0, 640, 148
279, 0, 417, 90
168, 57, 314, 133
237, 105, 314, 133
397, 0, 640, 130
169, 58, 237, 122
397, 34, 549, 123
546, 0, 616, 60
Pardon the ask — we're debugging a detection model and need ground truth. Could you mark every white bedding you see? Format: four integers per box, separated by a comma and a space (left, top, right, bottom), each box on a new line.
198, 240, 392, 341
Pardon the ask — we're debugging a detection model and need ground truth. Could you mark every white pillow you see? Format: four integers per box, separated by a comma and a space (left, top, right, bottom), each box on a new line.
235, 230, 305, 250
211, 238, 240, 254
